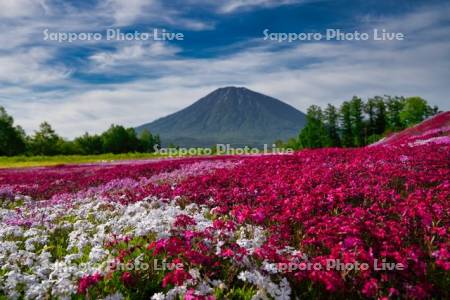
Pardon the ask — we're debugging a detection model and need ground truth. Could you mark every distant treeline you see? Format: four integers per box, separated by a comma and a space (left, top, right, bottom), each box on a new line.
0, 95, 440, 156
278, 96, 439, 149
0, 106, 160, 156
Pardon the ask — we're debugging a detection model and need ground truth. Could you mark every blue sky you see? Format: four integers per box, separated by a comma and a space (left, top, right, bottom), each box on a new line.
0, 0, 449, 138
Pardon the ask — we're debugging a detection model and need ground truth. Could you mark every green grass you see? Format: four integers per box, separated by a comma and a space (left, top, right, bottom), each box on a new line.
0, 147, 274, 168
0, 153, 169, 168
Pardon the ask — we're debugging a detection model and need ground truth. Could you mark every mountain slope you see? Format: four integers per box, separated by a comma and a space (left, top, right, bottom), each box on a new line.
136, 87, 306, 147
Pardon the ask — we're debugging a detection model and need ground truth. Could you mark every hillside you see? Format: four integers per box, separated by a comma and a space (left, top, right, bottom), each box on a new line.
371, 111, 450, 147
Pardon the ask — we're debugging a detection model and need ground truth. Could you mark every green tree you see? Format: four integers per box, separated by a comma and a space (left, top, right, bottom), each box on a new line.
101, 125, 140, 154
365, 98, 377, 136
29, 122, 61, 156
400, 97, 432, 127
373, 96, 386, 135
340, 101, 353, 147
139, 129, 156, 152
385, 96, 405, 131
74, 133, 103, 154
365, 96, 386, 143
56, 139, 81, 155
298, 105, 328, 148
323, 104, 341, 147
350, 96, 365, 146
0, 106, 26, 156
286, 138, 300, 150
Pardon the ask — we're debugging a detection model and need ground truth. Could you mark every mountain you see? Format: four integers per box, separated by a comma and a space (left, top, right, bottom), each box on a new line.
136, 87, 306, 147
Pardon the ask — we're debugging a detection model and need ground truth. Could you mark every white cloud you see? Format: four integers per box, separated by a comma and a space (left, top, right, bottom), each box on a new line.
0, 47, 70, 85
0, 0, 49, 18
89, 42, 181, 70
98, 0, 214, 30
217, 0, 306, 13
4, 83, 213, 138
103, 0, 154, 26
181, 0, 309, 14
0, 2, 449, 139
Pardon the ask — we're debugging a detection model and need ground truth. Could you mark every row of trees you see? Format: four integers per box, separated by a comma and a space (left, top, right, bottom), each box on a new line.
0, 95, 440, 156
0, 107, 160, 156
286, 96, 439, 149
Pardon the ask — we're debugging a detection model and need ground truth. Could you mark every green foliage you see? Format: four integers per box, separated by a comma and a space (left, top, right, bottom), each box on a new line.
373, 97, 386, 134
298, 105, 328, 148
56, 139, 80, 155
367, 134, 383, 144
100, 125, 160, 154
101, 125, 140, 154
0, 94, 442, 158
385, 96, 405, 131
365, 98, 377, 136
0, 153, 165, 168
287, 95, 439, 150
364, 96, 386, 137
350, 96, 365, 147
214, 285, 256, 299
75, 133, 103, 155
0, 105, 166, 157
285, 138, 301, 150
139, 129, 159, 152
28, 122, 62, 156
0, 106, 26, 156
340, 101, 353, 147
323, 104, 341, 147
47, 227, 71, 261
400, 96, 434, 127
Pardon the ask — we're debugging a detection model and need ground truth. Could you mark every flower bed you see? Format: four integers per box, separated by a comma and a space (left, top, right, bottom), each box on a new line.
0, 141, 449, 299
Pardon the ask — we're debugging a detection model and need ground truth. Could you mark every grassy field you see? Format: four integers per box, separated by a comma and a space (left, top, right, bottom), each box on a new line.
0, 148, 275, 168
0, 153, 169, 168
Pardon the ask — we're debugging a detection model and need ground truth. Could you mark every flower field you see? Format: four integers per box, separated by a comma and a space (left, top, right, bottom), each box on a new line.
0, 115, 449, 299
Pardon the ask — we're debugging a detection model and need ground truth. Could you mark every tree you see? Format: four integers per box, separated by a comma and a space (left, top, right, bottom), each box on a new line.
400, 97, 432, 127
365, 98, 377, 136
28, 122, 61, 156
298, 105, 328, 148
385, 96, 405, 131
340, 101, 353, 147
56, 139, 81, 155
373, 96, 386, 135
278, 137, 300, 150
139, 129, 156, 153
74, 133, 103, 154
0, 106, 26, 156
101, 125, 140, 154
365, 96, 386, 143
323, 104, 340, 147
350, 96, 365, 146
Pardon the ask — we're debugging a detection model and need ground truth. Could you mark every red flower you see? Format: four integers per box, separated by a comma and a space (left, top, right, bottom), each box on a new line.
174, 214, 197, 228
162, 269, 191, 287
220, 248, 234, 258
362, 278, 379, 298
120, 272, 134, 286
77, 272, 102, 294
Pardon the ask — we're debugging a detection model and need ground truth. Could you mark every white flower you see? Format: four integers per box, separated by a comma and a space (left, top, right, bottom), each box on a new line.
238, 271, 291, 300
151, 292, 166, 300
89, 246, 109, 263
